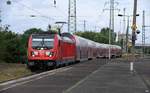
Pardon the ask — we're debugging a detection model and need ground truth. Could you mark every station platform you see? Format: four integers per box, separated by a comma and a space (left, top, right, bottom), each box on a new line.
64, 61, 149, 93
0, 59, 149, 93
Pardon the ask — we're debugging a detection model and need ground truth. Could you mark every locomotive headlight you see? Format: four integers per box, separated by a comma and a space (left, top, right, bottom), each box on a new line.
45, 51, 54, 57
31, 51, 38, 56
32, 55, 35, 57
46, 51, 51, 56
34, 51, 38, 55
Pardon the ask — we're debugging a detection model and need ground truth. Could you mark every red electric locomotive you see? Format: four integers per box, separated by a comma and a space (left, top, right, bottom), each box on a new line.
27, 33, 76, 70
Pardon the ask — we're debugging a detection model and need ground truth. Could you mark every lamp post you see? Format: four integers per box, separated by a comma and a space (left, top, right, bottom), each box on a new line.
118, 14, 130, 53
126, 16, 129, 53
118, 14, 139, 53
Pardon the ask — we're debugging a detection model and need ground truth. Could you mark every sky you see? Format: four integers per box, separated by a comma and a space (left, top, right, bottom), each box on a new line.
0, 0, 150, 44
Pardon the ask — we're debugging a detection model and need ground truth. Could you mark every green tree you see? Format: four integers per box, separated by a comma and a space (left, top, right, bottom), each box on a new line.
0, 30, 20, 63
100, 27, 116, 44
75, 28, 117, 44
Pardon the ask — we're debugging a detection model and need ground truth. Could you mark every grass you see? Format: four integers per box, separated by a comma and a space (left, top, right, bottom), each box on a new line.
0, 63, 32, 82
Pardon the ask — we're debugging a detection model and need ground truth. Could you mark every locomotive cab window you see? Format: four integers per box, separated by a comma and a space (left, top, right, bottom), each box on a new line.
32, 34, 55, 49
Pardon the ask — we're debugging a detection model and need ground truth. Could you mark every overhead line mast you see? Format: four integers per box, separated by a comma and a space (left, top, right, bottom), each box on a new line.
142, 10, 145, 57
103, 0, 119, 59
68, 0, 77, 33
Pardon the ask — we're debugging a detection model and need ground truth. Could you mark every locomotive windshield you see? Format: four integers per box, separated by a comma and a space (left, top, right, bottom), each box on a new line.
32, 34, 54, 49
